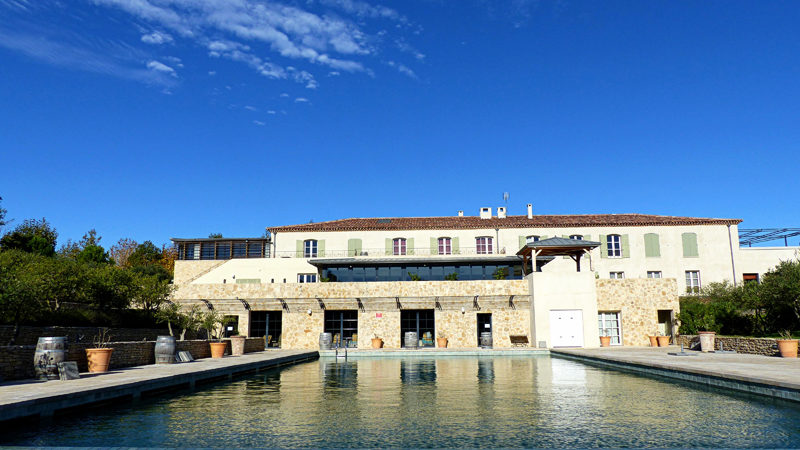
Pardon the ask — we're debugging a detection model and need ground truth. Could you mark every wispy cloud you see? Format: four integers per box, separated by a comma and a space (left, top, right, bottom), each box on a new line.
147, 60, 177, 77
253, 120, 265, 126
141, 30, 172, 45
295, 97, 309, 103
388, 60, 417, 79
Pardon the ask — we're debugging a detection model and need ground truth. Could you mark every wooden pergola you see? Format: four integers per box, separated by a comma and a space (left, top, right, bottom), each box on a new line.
516, 237, 601, 274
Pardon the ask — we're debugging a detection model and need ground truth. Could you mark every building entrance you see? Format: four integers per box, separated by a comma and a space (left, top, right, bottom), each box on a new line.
477, 313, 493, 346
325, 310, 358, 348
401, 309, 435, 347
249, 311, 282, 348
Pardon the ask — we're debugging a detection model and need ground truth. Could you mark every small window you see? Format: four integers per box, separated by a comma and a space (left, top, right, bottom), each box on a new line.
438, 237, 452, 255
606, 235, 622, 258
476, 237, 493, 254
609, 271, 625, 279
393, 238, 407, 255
647, 271, 662, 279
526, 235, 540, 244
298, 274, 317, 283
569, 235, 583, 240
743, 273, 759, 284
304, 240, 317, 258
685, 270, 701, 293
598, 312, 622, 345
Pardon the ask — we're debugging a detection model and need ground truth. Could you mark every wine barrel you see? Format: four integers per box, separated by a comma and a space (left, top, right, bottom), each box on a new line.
155, 336, 177, 364
34, 337, 67, 380
404, 331, 418, 349
480, 332, 493, 348
319, 332, 333, 350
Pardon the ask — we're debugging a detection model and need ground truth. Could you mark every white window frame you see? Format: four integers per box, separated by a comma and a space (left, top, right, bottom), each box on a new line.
438, 237, 451, 255
598, 311, 622, 345
304, 240, 317, 258
393, 238, 406, 256
647, 271, 662, 279
607, 234, 621, 258
526, 235, 540, 244
686, 270, 701, 293
569, 235, 583, 240
476, 236, 493, 254
297, 273, 317, 283
609, 271, 625, 279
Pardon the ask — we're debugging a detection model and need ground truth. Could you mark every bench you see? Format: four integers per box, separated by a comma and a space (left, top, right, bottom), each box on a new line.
509, 335, 529, 347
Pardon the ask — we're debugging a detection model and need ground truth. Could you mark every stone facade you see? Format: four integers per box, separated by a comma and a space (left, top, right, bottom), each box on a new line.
595, 278, 679, 346
677, 335, 781, 356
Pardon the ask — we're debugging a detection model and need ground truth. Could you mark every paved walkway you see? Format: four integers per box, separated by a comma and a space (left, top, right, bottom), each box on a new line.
0, 350, 317, 423
552, 346, 800, 402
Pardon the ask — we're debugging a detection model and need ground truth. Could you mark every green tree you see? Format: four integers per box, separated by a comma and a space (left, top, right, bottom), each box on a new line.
0, 250, 50, 344
0, 218, 58, 256
60, 229, 111, 264
0, 196, 7, 233
759, 259, 800, 332
156, 303, 202, 340
131, 272, 173, 313
208, 233, 222, 238
129, 240, 171, 281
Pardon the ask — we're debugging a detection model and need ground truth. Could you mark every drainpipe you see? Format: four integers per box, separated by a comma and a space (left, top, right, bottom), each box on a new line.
495, 228, 500, 254
271, 231, 276, 259
727, 225, 737, 286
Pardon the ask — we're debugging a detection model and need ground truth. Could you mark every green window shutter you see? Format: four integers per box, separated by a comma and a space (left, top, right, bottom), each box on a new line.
599, 234, 607, 258
348, 238, 362, 256
682, 233, 699, 257
518, 236, 526, 249
621, 234, 630, 258
583, 234, 591, 241
407, 238, 415, 255
452, 237, 460, 254
296, 240, 303, 258
644, 233, 660, 257
318, 239, 325, 257
385, 238, 392, 255
430, 238, 438, 255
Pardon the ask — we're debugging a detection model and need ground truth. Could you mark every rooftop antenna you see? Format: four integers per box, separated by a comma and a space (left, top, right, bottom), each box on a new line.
503, 192, 509, 206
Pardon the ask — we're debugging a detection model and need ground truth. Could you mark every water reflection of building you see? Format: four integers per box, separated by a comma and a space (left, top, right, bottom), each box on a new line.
171, 206, 794, 348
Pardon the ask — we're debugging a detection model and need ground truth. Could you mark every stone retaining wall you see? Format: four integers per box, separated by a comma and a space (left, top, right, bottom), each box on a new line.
0, 338, 265, 381
677, 335, 780, 356
0, 325, 173, 346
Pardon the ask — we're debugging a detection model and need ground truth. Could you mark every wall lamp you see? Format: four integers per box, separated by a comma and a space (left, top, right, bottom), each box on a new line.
307, 309, 313, 316
461, 307, 466, 314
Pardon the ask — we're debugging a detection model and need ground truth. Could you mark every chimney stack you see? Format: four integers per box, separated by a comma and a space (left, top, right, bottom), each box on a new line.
497, 207, 507, 218
457, 210, 464, 217
527, 204, 533, 219
480, 207, 492, 219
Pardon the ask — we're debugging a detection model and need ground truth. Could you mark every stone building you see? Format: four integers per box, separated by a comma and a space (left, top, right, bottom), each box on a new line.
170, 206, 796, 349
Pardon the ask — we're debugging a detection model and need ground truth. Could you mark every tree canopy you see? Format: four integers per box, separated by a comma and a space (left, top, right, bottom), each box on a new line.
0, 218, 58, 256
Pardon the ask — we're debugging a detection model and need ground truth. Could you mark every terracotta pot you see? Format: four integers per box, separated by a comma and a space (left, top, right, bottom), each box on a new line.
698, 331, 716, 352
599, 336, 611, 347
230, 336, 246, 356
777, 339, 798, 358
648, 336, 658, 347
371, 338, 383, 349
656, 336, 670, 347
86, 348, 113, 373
209, 342, 227, 358
437, 337, 448, 348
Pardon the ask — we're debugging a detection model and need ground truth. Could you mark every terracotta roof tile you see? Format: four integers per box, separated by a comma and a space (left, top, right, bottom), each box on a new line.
268, 214, 742, 233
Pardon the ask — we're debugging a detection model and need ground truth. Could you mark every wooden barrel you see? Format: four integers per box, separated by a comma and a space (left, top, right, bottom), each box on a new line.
34, 337, 67, 380
319, 332, 333, 350
404, 332, 418, 349
480, 332, 493, 348
155, 336, 176, 364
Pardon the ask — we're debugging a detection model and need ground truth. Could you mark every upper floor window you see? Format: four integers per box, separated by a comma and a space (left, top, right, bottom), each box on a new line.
647, 271, 662, 278
393, 238, 407, 256
682, 233, 699, 258
298, 273, 317, 283
304, 239, 317, 258
569, 235, 583, 240
438, 237, 452, 255
686, 270, 701, 293
743, 273, 759, 284
609, 271, 625, 279
526, 235, 540, 244
476, 237, 493, 254
606, 234, 622, 258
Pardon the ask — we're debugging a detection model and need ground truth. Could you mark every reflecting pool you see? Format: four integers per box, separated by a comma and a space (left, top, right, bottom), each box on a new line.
5, 356, 800, 448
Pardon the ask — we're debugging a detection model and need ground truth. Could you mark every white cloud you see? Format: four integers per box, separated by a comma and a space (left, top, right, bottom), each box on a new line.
141, 30, 172, 44
267, 110, 276, 114
387, 60, 416, 79
208, 70, 216, 76
280, 92, 289, 97
253, 120, 265, 126
328, 71, 340, 77
147, 60, 177, 77
319, 0, 405, 22
244, 105, 257, 111
294, 97, 309, 103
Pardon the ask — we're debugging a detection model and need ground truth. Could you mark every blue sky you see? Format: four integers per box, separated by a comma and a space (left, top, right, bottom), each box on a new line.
1, 0, 799, 248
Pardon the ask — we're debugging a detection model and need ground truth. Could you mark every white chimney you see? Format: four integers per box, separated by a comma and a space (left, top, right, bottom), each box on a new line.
526, 204, 533, 219
458, 210, 464, 217
497, 207, 507, 218
480, 207, 492, 219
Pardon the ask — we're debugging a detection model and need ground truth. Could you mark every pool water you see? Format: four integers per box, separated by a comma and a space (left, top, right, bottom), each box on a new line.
5, 356, 800, 448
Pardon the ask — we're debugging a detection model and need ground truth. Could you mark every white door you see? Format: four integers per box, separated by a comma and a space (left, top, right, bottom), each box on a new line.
549, 309, 584, 347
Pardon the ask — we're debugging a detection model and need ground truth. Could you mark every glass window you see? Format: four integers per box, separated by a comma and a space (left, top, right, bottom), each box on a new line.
200, 242, 215, 260
476, 237, 493, 254
647, 271, 662, 278
569, 235, 583, 240
686, 270, 701, 293
598, 312, 622, 345
247, 242, 263, 258
743, 273, 759, 284
297, 273, 317, 283
609, 271, 625, 279
232, 242, 247, 258
607, 235, 621, 258
438, 237, 451, 255
526, 235, 540, 244
393, 238, 406, 256
304, 240, 317, 258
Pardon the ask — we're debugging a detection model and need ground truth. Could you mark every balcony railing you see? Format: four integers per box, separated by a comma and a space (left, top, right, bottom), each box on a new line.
274, 247, 511, 258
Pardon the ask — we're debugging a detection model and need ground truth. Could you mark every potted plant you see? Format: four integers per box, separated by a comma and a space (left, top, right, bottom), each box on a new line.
86, 328, 114, 373
776, 330, 798, 358
201, 311, 231, 358
648, 330, 658, 347
230, 334, 246, 356
437, 334, 448, 348
599, 329, 611, 347
698, 330, 716, 352
371, 335, 383, 349
656, 332, 670, 347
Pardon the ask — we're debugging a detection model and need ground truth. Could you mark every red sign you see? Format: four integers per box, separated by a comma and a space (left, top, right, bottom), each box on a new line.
376, 313, 383, 318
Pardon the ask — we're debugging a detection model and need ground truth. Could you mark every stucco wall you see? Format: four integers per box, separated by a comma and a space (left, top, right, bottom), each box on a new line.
738, 247, 799, 278
529, 271, 598, 348
595, 278, 679, 346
